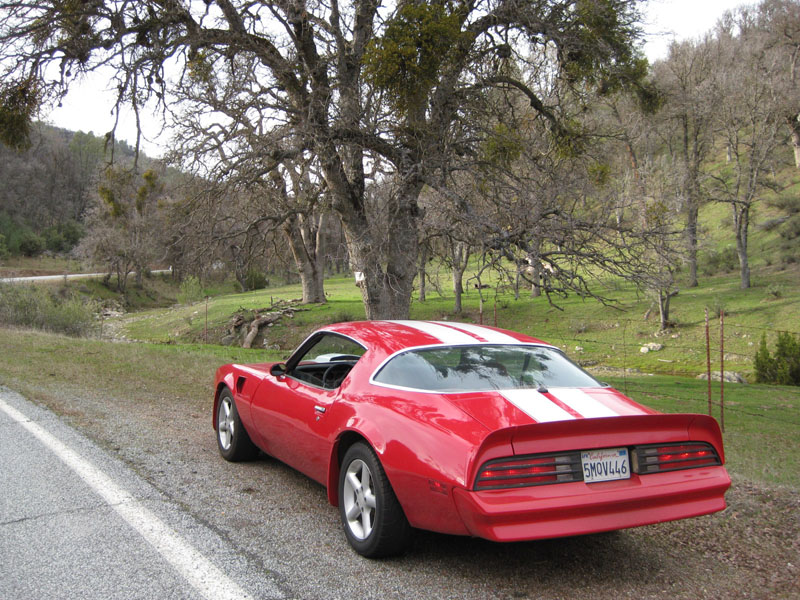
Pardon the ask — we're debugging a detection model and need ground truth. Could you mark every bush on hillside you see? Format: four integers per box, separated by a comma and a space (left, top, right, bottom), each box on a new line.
754, 332, 800, 386
43, 227, 67, 253
244, 268, 268, 291
699, 246, 738, 276
18, 231, 45, 257
0, 234, 9, 260
177, 275, 204, 304
0, 283, 98, 336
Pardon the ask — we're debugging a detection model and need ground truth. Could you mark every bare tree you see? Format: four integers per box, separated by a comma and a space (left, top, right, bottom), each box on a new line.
710, 16, 788, 289
652, 39, 718, 287
78, 166, 168, 292
750, 0, 800, 168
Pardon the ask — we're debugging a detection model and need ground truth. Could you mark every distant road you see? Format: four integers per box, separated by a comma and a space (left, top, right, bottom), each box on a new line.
0, 269, 171, 284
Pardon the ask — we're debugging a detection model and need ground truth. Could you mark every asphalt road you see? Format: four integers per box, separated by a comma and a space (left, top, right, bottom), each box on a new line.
0, 389, 285, 600
0, 269, 172, 284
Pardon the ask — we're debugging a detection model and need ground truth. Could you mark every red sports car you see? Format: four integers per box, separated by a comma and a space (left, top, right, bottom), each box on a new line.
213, 320, 730, 557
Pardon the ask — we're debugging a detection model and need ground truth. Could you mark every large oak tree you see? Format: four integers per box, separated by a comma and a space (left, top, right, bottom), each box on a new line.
1, 0, 648, 318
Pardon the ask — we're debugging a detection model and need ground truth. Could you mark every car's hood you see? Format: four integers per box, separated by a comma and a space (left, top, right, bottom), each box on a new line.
446, 387, 657, 431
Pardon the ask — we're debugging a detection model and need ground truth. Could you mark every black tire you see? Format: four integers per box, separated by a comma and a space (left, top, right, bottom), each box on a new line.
338, 442, 412, 558
216, 388, 259, 461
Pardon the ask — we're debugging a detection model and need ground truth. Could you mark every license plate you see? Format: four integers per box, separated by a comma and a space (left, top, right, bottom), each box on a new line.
581, 447, 630, 483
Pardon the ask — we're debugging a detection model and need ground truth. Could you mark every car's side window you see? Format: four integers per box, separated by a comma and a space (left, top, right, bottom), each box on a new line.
289, 333, 365, 389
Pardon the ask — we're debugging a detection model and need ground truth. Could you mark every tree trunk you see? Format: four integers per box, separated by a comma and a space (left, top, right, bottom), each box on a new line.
453, 271, 463, 313
418, 242, 428, 302
733, 205, 751, 289
450, 240, 469, 314
657, 289, 678, 330
657, 293, 668, 331
788, 114, 800, 169
685, 200, 699, 288
337, 186, 421, 320
282, 213, 327, 304
530, 263, 542, 298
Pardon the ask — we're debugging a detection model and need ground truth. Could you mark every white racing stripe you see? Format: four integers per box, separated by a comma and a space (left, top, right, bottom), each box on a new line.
500, 389, 576, 423
390, 320, 477, 344
0, 397, 256, 600
434, 321, 522, 344
548, 388, 619, 418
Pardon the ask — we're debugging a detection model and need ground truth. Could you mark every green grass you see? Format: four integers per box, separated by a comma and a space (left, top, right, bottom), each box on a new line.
0, 255, 86, 276
118, 267, 800, 379
0, 327, 278, 411
605, 375, 800, 488
0, 326, 796, 489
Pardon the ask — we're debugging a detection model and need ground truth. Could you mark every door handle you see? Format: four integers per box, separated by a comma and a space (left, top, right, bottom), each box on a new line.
314, 405, 326, 414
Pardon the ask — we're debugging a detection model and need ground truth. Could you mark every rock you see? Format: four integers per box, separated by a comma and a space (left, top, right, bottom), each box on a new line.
696, 371, 747, 384
221, 334, 236, 346
575, 346, 584, 352
640, 343, 663, 353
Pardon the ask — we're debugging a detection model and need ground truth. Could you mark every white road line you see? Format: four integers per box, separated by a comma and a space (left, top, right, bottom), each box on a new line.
0, 397, 255, 600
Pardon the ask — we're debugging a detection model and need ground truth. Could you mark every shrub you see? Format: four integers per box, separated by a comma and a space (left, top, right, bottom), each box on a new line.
44, 227, 67, 253
60, 220, 84, 248
177, 275, 204, 304
765, 283, 783, 300
754, 332, 800, 386
244, 268, 268, 291
18, 231, 45, 257
0, 283, 98, 336
699, 246, 738, 276
0, 233, 9, 260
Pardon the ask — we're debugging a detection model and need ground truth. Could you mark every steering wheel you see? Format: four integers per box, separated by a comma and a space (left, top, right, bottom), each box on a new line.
322, 363, 351, 389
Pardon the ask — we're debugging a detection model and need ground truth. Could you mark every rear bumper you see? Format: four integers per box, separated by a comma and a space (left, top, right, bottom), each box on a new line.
452, 466, 731, 542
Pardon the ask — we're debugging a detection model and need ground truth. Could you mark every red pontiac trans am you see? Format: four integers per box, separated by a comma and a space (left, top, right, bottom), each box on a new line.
213, 320, 730, 557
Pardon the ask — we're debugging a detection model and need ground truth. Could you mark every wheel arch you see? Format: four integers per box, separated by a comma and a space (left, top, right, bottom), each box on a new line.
212, 375, 236, 431
327, 430, 377, 507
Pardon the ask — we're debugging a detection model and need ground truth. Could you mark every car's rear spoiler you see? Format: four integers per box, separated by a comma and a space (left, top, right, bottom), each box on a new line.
471, 413, 725, 483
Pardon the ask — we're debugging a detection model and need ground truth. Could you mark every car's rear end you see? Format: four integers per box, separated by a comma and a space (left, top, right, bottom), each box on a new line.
453, 413, 730, 541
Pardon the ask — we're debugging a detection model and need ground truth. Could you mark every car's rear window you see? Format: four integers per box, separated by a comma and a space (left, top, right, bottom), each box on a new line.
372, 344, 601, 392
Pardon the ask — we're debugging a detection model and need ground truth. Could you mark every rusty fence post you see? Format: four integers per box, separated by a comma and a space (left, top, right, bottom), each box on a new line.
705, 308, 712, 417
719, 310, 725, 433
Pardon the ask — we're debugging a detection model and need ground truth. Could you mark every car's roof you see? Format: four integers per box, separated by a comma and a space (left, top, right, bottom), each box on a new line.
319, 320, 551, 357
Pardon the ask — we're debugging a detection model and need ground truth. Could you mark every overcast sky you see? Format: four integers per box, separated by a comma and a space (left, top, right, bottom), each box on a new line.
44, 0, 747, 157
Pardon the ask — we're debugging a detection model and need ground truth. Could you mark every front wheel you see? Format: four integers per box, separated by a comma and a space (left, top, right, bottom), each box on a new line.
338, 442, 412, 557
216, 388, 259, 461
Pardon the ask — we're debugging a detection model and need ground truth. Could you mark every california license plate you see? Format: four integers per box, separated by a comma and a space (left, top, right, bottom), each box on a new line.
581, 447, 630, 483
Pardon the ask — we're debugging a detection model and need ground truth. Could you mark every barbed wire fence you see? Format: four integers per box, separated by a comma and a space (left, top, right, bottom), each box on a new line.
476, 299, 800, 431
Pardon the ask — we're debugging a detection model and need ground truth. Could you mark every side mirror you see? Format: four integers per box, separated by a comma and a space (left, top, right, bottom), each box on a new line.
270, 363, 287, 377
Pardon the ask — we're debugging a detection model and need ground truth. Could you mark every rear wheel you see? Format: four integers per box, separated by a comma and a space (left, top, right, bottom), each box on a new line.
339, 442, 412, 557
216, 388, 259, 461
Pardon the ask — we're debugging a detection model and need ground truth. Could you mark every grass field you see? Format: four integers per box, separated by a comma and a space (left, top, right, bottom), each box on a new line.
0, 255, 86, 277
117, 266, 800, 379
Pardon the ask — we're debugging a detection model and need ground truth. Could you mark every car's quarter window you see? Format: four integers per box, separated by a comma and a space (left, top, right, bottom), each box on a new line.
372, 344, 601, 392
287, 332, 366, 389
299, 333, 366, 363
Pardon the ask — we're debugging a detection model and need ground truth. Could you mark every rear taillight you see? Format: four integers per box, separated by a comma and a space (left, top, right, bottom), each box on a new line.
475, 452, 582, 490
632, 442, 721, 474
